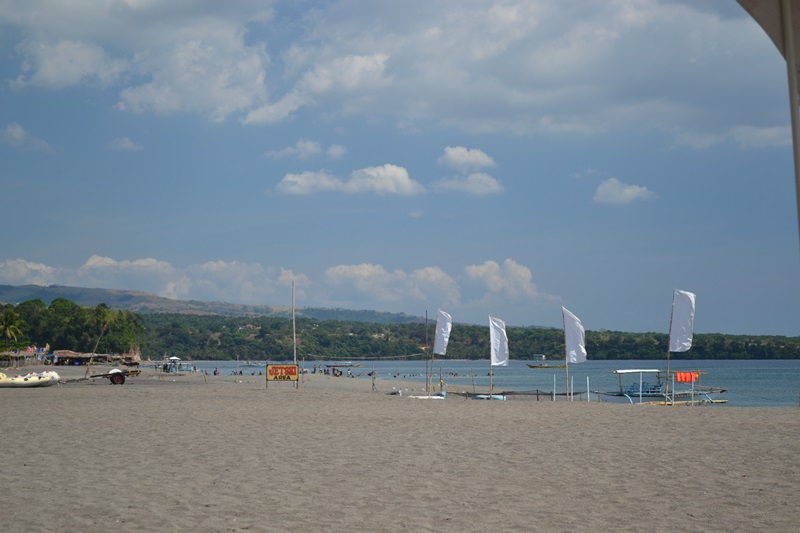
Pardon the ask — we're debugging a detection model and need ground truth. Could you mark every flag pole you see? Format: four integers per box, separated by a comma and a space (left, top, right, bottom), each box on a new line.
425, 310, 430, 393
665, 290, 676, 405
562, 307, 570, 401
292, 280, 296, 365
488, 315, 493, 399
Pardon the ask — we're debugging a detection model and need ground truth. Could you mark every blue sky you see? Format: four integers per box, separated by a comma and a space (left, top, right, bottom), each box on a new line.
1, 0, 798, 336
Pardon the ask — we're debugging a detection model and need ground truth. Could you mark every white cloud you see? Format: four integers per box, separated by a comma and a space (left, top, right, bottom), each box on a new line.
73, 255, 177, 295
0, 255, 559, 325
242, 92, 310, 125
116, 37, 269, 122
346, 164, 425, 195
301, 53, 390, 95
0, 1, 782, 141
327, 144, 347, 159
672, 131, 726, 150
325, 263, 411, 302
266, 139, 347, 160
0, 259, 57, 286
464, 258, 540, 299
79, 255, 173, 274
107, 137, 143, 151
5, 2, 272, 122
433, 147, 502, 195
433, 172, 503, 195
731, 125, 791, 149
0, 255, 304, 306
673, 125, 791, 150
593, 177, 656, 205
276, 164, 425, 195
324, 263, 459, 307
276, 171, 343, 195
266, 139, 323, 159
1, 123, 57, 153
244, 53, 390, 124
438, 146, 496, 171
13, 39, 126, 89
185, 261, 279, 303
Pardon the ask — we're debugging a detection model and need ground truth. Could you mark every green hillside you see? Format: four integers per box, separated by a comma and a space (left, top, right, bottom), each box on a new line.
0, 284, 423, 323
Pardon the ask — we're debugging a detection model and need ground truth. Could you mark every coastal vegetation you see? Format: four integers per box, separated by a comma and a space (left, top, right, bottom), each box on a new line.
2, 298, 798, 361
1, 298, 144, 356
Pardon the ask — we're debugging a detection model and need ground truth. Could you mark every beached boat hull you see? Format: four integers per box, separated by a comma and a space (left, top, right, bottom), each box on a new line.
0, 371, 60, 388
469, 394, 506, 401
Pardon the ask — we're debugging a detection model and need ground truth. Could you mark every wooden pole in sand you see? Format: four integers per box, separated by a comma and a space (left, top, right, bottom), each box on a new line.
489, 360, 494, 399
84, 322, 108, 379
666, 294, 675, 405
292, 280, 300, 389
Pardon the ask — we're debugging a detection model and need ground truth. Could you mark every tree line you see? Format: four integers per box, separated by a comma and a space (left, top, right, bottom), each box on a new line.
2, 299, 799, 360
1, 298, 143, 356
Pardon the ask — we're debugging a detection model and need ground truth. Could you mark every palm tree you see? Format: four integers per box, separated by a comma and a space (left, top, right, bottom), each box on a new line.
1, 309, 24, 353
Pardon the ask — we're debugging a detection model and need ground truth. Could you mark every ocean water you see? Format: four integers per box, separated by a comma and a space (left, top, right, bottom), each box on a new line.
188, 359, 800, 407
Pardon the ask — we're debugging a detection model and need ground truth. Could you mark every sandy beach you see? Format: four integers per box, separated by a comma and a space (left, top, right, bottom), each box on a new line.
2, 364, 798, 532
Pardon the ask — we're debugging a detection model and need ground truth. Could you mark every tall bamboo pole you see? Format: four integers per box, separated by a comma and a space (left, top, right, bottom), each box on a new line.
562, 307, 569, 401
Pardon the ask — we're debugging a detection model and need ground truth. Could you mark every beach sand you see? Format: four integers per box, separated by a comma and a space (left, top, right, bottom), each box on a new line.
2, 364, 798, 532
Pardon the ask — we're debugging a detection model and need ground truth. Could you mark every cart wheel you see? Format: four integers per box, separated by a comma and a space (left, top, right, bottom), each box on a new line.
110, 373, 126, 385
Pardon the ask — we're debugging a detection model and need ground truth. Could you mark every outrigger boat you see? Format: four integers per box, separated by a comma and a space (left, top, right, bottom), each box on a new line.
593, 369, 727, 405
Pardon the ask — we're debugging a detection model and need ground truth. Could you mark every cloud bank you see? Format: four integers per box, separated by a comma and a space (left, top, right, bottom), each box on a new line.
0, 255, 556, 326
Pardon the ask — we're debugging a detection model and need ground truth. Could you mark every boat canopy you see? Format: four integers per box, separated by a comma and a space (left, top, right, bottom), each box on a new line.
611, 369, 661, 374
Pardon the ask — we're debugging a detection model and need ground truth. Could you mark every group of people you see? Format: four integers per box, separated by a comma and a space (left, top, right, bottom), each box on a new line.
311, 365, 355, 378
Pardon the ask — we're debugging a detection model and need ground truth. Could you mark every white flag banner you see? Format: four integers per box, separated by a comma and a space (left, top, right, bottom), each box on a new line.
669, 289, 696, 352
562, 307, 587, 364
432, 309, 452, 356
488, 315, 509, 367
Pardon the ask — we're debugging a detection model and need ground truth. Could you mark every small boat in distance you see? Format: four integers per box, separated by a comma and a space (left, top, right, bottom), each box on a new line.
526, 354, 566, 369
593, 369, 727, 405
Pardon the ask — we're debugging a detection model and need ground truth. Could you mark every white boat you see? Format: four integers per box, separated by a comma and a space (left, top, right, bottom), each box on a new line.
527, 354, 566, 369
407, 391, 447, 400
593, 369, 727, 405
469, 393, 506, 401
0, 370, 60, 388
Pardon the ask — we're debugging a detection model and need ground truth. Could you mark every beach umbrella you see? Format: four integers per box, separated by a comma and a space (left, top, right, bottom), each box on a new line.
169, 356, 181, 361
737, 0, 800, 246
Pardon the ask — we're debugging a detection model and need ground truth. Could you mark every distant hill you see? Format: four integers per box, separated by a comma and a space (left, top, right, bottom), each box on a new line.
0, 284, 425, 324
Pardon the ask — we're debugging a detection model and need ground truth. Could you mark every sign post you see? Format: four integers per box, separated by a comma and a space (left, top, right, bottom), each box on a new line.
266, 364, 299, 389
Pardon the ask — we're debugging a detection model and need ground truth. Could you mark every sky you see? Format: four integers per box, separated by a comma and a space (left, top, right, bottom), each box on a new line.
1, 0, 798, 337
